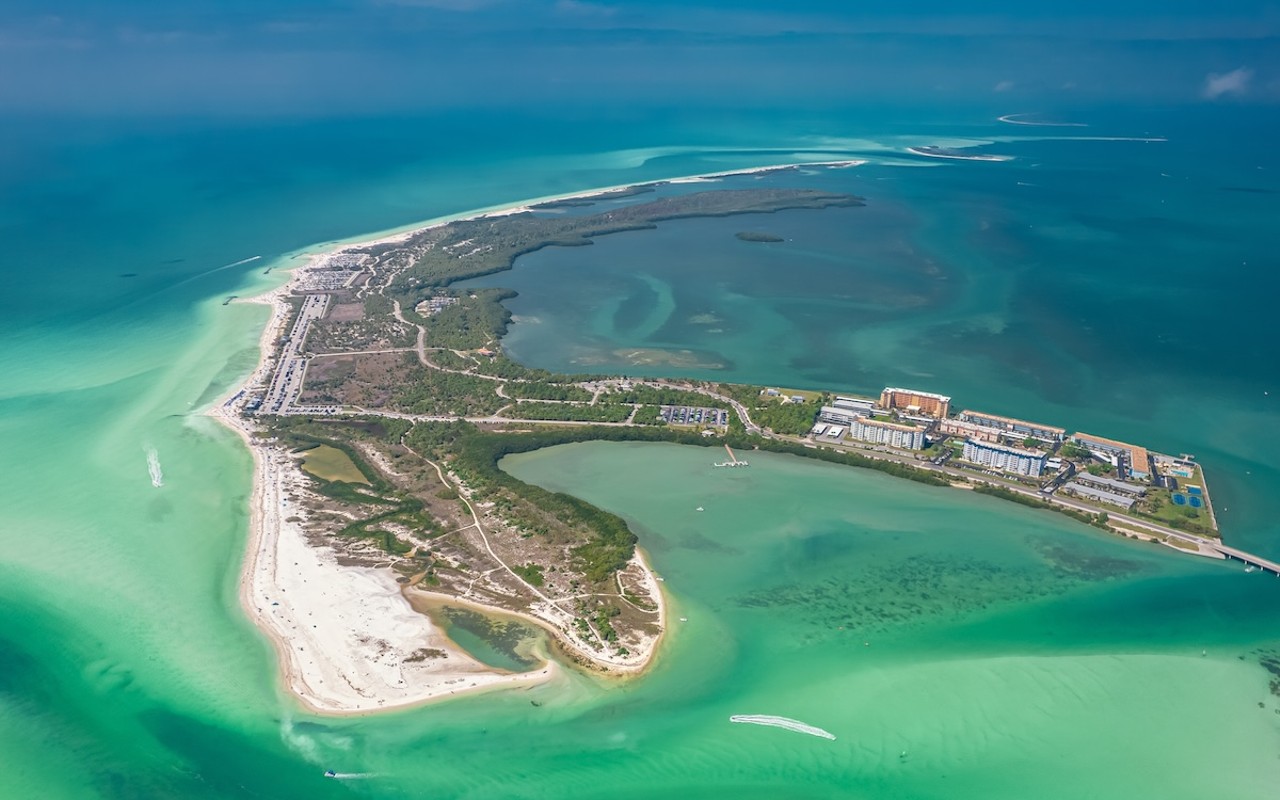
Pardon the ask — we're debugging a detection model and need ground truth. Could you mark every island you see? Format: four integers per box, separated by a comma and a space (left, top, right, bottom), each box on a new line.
211, 177, 1273, 716
735, 231, 785, 243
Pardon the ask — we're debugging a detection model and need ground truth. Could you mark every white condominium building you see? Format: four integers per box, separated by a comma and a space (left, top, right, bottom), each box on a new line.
849, 417, 925, 450
962, 439, 1048, 477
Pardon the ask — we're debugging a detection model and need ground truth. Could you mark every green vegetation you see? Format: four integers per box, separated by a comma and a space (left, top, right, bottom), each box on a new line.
716, 383, 824, 435
1138, 490, 1216, 536
511, 563, 545, 587
735, 231, 784, 243
972, 484, 1110, 529
717, 383, 765, 406
421, 288, 515, 350
300, 444, 370, 485
392, 364, 504, 416
751, 399, 821, 436
262, 419, 444, 554
504, 402, 632, 422
602, 385, 726, 408
384, 189, 865, 302
1059, 442, 1091, 459
503, 382, 593, 402
631, 405, 666, 425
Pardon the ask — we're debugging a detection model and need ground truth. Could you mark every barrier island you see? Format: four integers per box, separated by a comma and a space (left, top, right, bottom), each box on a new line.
212, 175, 1260, 715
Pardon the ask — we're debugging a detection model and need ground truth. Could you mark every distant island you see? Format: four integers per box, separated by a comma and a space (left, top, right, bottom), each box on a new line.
212, 171, 1270, 717
735, 231, 784, 243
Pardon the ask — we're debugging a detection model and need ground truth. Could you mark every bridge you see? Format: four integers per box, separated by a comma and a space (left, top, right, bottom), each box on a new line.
1212, 544, 1280, 577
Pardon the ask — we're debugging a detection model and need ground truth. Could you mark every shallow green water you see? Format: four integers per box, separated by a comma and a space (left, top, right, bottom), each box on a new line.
494, 441, 1280, 799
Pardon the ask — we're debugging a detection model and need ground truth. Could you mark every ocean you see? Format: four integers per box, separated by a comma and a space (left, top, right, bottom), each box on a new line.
1, 103, 1278, 798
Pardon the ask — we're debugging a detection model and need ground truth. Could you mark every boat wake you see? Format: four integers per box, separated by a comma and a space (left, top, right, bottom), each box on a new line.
145, 447, 164, 488
730, 714, 836, 740
998, 113, 1088, 128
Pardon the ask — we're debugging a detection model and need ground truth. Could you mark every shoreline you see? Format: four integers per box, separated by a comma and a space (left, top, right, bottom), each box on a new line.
207, 316, 560, 714
207, 161, 836, 715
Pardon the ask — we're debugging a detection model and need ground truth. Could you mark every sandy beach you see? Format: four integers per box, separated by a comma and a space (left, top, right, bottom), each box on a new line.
207, 294, 559, 713
206, 255, 564, 714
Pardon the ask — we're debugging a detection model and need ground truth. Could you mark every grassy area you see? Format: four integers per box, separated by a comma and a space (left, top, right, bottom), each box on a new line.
767, 387, 823, 403
1136, 487, 1216, 535
301, 444, 370, 484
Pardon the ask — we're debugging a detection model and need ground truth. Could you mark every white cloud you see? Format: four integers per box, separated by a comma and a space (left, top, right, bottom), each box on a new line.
1202, 67, 1253, 99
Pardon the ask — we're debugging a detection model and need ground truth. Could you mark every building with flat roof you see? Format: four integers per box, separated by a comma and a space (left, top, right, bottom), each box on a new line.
962, 439, 1048, 477
1063, 482, 1137, 510
832, 396, 876, 414
879, 387, 951, 419
1071, 433, 1152, 480
957, 410, 1066, 442
938, 418, 1001, 444
848, 417, 925, 450
818, 406, 860, 427
1074, 471, 1147, 497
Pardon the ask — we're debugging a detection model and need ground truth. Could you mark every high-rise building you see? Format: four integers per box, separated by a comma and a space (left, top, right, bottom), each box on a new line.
848, 417, 926, 450
879, 387, 951, 418
962, 439, 1048, 477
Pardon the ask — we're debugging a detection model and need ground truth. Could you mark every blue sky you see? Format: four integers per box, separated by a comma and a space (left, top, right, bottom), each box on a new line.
2, 1, 1277, 114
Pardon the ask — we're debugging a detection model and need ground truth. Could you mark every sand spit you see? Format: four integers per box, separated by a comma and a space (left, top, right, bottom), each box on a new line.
207, 262, 557, 714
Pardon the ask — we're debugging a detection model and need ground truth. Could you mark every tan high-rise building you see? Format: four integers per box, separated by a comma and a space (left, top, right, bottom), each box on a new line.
879, 387, 951, 418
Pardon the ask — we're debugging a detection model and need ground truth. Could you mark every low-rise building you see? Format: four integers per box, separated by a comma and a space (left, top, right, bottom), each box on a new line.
818, 406, 859, 427
1071, 433, 1152, 480
832, 396, 876, 415
1074, 471, 1147, 497
958, 410, 1066, 442
848, 417, 925, 450
1063, 482, 1137, 510
962, 439, 1048, 477
938, 418, 1001, 444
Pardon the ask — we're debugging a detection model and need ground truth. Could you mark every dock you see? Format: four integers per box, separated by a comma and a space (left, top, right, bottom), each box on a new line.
714, 443, 748, 468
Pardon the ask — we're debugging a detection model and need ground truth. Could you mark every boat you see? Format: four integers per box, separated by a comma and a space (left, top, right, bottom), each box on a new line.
696, 506, 704, 512
324, 770, 337, 778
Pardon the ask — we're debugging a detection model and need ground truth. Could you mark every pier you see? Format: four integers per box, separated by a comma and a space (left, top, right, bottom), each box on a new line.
714, 444, 748, 468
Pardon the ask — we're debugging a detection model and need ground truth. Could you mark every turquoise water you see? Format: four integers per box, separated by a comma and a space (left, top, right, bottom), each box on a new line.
1, 105, 1278, 797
